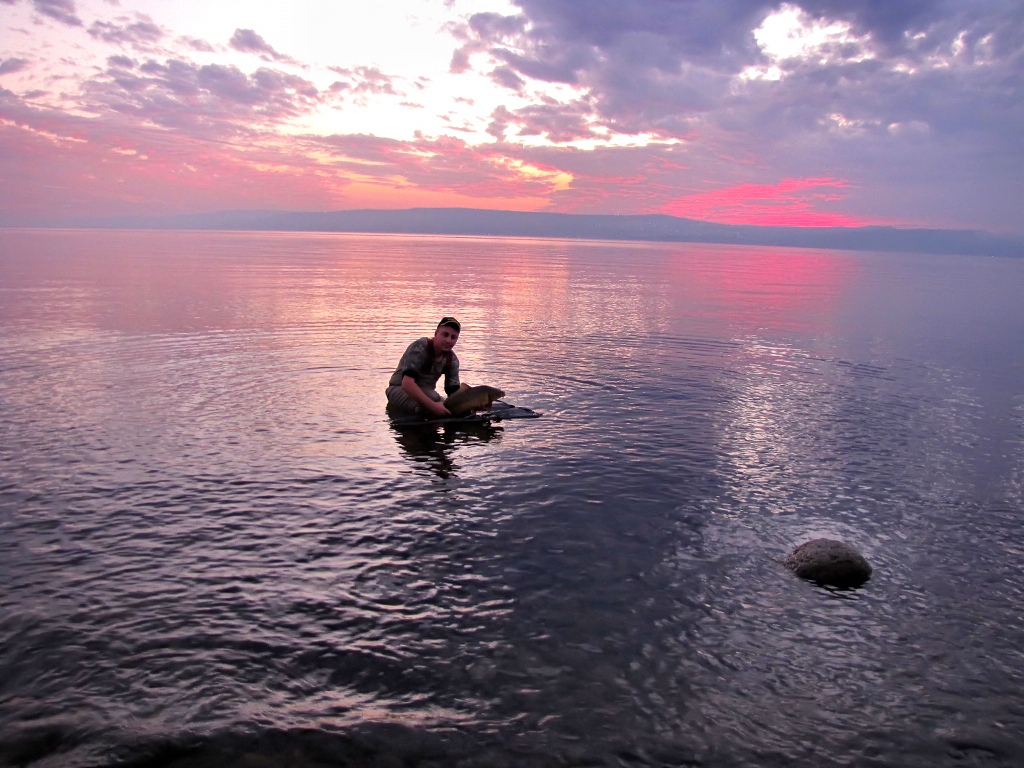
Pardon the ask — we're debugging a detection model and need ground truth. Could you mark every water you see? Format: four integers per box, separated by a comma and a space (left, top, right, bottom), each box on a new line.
1, 229, 1023, 767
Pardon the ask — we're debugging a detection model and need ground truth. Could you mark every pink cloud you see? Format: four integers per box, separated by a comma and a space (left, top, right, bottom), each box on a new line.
0, 38, 878, 227
0, 90, 564, 218
2, 76, 882, 225
661, 178, 875, 227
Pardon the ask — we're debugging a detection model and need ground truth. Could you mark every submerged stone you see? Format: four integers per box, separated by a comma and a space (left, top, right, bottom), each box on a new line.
784, 538, 872, 588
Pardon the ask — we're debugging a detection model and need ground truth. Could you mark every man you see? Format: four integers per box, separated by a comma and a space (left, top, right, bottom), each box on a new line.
386, 317, 469, 418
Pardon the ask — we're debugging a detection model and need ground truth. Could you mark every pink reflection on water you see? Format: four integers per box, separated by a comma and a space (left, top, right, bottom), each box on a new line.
660, 243, 862, 334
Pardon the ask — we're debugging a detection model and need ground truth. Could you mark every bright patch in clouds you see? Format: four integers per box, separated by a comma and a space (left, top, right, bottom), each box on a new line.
741, 4, 874, 81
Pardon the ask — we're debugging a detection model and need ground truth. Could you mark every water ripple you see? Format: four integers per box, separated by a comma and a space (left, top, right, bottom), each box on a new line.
1, 230, 1023, 766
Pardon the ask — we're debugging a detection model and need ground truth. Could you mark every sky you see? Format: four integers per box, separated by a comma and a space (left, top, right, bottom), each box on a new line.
1, 0, 1022, 232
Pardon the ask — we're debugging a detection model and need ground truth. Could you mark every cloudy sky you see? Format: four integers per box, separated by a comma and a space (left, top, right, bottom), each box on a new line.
1, 0, 1022, 231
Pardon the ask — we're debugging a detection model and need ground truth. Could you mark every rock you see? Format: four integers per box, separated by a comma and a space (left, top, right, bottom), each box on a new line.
784, 538, 872, 588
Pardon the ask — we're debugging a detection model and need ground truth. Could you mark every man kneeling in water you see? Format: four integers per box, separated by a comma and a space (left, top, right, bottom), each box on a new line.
386, 317, 469, 418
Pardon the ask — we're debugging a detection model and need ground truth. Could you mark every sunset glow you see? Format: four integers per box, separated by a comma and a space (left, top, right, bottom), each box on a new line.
1, 0, 1022, 231
663, 178, 873, 227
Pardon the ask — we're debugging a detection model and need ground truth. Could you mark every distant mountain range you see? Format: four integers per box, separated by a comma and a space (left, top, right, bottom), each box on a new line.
9, 208, 1023, 258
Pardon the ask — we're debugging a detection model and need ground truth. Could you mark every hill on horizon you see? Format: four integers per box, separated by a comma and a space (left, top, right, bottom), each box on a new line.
10, 208, 1023, 258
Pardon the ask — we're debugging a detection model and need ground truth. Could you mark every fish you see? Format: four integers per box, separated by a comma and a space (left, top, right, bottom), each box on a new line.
444, 385, 505, 416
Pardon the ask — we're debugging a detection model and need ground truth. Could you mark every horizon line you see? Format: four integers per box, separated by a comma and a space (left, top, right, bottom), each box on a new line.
2, 207, 1022, 258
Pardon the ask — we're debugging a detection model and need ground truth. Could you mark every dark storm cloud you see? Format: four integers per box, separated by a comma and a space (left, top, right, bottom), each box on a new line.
88, 14, 164, 47
229, 29, 300, 66
0, 58, 30, 75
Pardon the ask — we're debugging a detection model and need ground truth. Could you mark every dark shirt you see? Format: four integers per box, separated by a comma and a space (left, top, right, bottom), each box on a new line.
388, 337, 461, 395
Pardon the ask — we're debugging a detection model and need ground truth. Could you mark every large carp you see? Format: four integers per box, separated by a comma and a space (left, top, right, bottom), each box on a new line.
444, 385, 505, 416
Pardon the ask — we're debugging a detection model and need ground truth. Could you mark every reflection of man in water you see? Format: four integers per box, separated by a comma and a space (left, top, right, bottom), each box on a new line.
386, 317, 468, 418
392, 421, 502, 479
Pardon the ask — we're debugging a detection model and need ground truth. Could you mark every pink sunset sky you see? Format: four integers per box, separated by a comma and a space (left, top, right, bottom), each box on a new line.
1, 0, 1022, 232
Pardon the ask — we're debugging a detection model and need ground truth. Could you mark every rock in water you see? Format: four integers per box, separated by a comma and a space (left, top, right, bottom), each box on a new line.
784, 539, 872, 588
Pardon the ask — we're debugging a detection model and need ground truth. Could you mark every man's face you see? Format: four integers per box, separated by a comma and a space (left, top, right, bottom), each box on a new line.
433, 325, 460, 353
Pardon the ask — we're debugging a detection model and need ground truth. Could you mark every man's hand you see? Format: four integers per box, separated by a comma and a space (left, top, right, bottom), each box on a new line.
427, 399, 451, 417
402, 375, 451, 417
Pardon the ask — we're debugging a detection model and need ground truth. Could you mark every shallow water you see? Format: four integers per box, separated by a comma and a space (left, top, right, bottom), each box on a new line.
1, 229, 1023, 767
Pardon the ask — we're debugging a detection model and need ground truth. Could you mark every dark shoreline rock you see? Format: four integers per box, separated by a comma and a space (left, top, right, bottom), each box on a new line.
784, 539, 872, 588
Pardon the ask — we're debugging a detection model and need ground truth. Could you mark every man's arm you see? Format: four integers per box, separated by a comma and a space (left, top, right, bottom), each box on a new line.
402, 375, 450, 416
444, 354, 461, 395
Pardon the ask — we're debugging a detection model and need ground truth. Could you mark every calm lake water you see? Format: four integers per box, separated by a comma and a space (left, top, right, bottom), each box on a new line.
1, 229, 1023, 768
